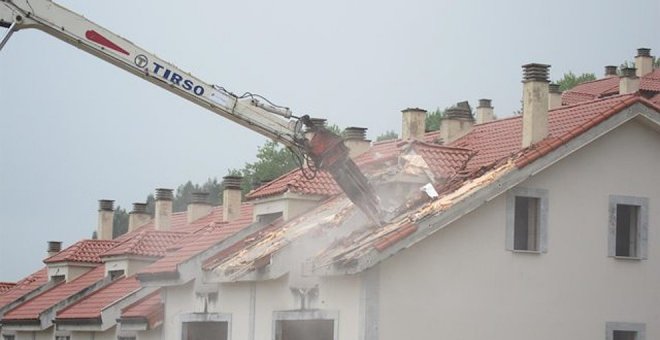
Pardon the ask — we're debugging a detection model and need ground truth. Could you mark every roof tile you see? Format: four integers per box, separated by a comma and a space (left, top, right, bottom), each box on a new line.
0, 268, 48, 310
55, 275, 140, 320
44, 240, 118, 264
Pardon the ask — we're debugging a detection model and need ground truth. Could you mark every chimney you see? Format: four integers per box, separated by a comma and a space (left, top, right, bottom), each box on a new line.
548, 83, 562, 110
222, 176, 243, 222
97, 199, 115, 240
128, 202, 151, 232
634, 48, 653, 77
343, 127, 371, 158
401, 108, 427, 140
154, 188, 173, 231
47, 241, 62, 257
521, 63, 550, 148
187, 192, 212, 223
304, 117, 328, 140
604, 65, 618, 77
475, 99, 495, 124
619, 67, 640, 94
440, 101, 474, 143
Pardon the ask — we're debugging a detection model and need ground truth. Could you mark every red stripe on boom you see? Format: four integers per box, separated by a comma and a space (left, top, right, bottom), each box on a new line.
85, 30, 129, 56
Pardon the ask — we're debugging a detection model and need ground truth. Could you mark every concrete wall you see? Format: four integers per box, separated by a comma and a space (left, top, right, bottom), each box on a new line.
378, 119, 660, 340
162, 281, 195, 340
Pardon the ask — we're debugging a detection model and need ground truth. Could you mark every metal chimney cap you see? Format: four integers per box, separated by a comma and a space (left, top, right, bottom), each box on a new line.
343, 127, 368, 140
477, 99, 492, 108
98, 199, 114, 211
222, 175, 243, 190
191, 192, 210, 204
604, 65, 618, 76
47, 241, 62, 253
620, 67, 637, 78
155, 188, 174, 201
522, 63, 550, 82
548, 83, 561, 94
401, 107, 427, 113
637, 48, 651, 57
131, 202, 148, 214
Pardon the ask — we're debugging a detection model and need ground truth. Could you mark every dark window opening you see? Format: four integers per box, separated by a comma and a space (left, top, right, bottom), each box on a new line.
275, 319, 334, 340
616, 204, 640, 257
3, 335, 16, 340
109, 270, 125, 280
51, 275, 65, 283
182, 321, 228, 340
257, 212, 283, 223
513, 196, 540, 251
613, 330, 637, 340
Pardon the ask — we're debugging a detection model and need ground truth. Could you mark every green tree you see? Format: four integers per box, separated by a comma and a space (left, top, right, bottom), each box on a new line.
425, 108, 445, 131
112, 206, 129, 238
556, 71, 596, 91
237, 140, 299, 194
376, 130, 398, 142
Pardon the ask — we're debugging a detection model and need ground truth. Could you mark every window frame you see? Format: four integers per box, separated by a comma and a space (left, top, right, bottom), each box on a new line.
608, 195, 649, 260
506, 187, 549, 253
180, 312, 232, 340
272, 309, 339, 340
606, 322, 646, 340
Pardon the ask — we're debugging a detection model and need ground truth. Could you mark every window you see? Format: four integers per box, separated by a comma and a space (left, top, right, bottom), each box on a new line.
607, 322, 645, 340
506, 188, 548, 253
109, 269, 125, 280
273, 310, 337, 340
3, 335, 15, 340
182, 321, 228, 340
55, 336, 71, 340
609, 195, 648, 259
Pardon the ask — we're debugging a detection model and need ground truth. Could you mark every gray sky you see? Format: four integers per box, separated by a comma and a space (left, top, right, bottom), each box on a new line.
0, 0, 658, 281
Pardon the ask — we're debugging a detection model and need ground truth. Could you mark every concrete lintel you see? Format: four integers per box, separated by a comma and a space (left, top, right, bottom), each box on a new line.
320, 102, 660, 276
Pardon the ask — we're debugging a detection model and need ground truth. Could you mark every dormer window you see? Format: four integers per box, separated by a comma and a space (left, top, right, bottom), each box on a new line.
109, 270, 125, 280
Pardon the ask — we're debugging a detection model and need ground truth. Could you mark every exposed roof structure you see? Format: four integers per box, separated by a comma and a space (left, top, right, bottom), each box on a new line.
0, 283, 16, 295
44, 240, 119, 264
202, 93, 659, 281
138, 204, 254, 279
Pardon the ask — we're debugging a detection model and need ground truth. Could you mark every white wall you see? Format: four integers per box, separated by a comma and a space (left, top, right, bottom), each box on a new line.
378, 119, 660, 340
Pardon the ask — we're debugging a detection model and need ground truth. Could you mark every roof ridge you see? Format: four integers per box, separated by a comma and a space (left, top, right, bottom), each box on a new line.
550, 92, 639, 112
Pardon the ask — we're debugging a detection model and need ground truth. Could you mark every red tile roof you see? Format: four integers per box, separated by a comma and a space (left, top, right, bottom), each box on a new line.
2, 265, 106, 321
562, 69, 660, 105
55, 275, 140, 320
246, 168, 340, 200
451, 94, 641, 170
138, 204, 254, 277
102, 230, 186, 258
0, 268, 48, 310
0, 282, 16, 295
120, 289, 164, 329
43, 240, 119, 264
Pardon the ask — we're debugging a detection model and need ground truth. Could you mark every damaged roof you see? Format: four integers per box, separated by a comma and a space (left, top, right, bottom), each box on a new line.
201, 93, 658, 281
561, 69, 660, 106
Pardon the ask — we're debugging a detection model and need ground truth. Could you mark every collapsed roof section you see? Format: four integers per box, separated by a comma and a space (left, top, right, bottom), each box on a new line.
201, 93, 659, 282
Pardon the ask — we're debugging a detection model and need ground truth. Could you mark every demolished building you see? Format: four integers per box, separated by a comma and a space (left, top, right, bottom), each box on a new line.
1, 48, 660, 340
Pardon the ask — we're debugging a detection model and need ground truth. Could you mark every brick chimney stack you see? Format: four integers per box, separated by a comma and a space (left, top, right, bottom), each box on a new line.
635, 48, 653, 77
401, 108, 427, 140
222, 176, 243, 222
475, 99, 495, 124
604, 65, 618, 77
154, 188, 173, 231
343, 127, 371, 158
97, 199, 115, 240
548, 83, 562, 110
521, 63, 550, 148
187, 192, 212, 223
619, 67, 640, 94
128, 202, 151, 232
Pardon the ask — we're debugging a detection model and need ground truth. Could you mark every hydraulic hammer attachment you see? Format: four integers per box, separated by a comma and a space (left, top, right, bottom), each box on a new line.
304, 120, 384, 226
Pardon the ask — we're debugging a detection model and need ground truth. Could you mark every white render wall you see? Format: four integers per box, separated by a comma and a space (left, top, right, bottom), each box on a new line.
378, 119, 660, 340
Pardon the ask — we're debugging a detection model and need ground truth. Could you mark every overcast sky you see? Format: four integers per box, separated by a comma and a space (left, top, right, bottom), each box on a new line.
0, 0, 658, 281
